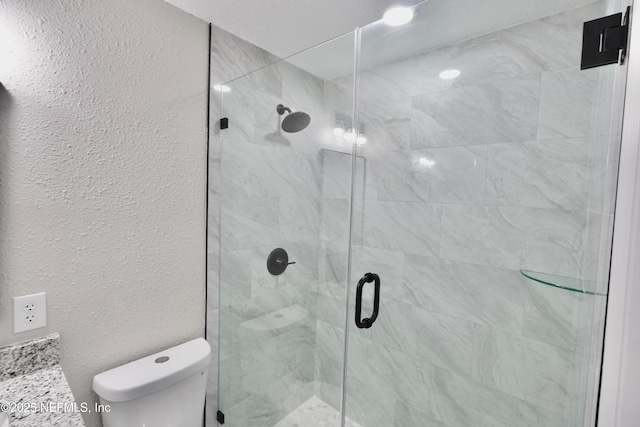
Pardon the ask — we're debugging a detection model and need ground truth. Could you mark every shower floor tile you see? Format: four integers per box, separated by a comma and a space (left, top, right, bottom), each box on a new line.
274, 396, 363, 427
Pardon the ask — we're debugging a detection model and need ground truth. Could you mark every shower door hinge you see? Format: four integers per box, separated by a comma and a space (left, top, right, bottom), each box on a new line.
220, 117, 229, 130
217, 410, 225, 424
581, 6, 630, 70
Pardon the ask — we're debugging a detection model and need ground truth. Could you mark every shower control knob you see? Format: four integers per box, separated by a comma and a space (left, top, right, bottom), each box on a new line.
267, 248, 295, 275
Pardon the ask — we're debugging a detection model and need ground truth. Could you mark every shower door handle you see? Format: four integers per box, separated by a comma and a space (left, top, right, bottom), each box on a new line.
355, 273, 380, 329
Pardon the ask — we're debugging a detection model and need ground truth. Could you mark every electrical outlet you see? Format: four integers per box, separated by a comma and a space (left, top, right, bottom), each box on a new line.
14, 293, 47, 333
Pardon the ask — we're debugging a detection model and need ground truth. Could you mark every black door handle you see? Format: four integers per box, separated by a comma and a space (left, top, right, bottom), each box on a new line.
355, 273, 380, 329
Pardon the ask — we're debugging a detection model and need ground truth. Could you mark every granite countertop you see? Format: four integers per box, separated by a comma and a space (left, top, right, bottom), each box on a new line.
0, 334, 85, 427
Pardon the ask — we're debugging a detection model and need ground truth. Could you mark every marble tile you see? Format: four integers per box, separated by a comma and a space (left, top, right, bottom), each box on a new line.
357, 98, 411, 152
440, 204, 586, 277
210, 91, 223, 135
320, 199, 350, 244
208, 140, 222, 240
207, 247, 220, 311
314, 321, 345, 410
226, 60, 283, 100
239, 305, 311, 342
346, 334, 437, 418
210, 25, 280, 86
361, 200, 441, 257
394, 400, 449, 427
485, 138, 590, 209
219, 248, 255, 308
537, 67, 598, 140
318, 240, 349, 285
411, 77, 540, 148
282, 62, 325, 115
448, 4, 602, 90
589, 65, 618, 138
603, 134, 622, 215
219, 280, 308, 358
430, 366, 564, 427
279, 197, 321, 243
223, 362, 314, 427
220, 87, 255, 143
472, 326, 573, 414
587, 133, 622, 215
315, 292, 346, 328
522, 281, 587, 350
366, 150, 430, 202
370, 300, 474, 375
269, 241, 321, 291
596, 213, 615, 285
448, 34, 549, 88
360, 46, 450, 100
221, 139, 321, 199
320, 149, 352, 199
357, 66, 443, 104
220, 195, 279, 251
343, 338, 396, 426
401, 255, 525, 331
344, 370, 393, 427
239, 326, 314, 397
580, 211, 615, 288
350, 245, 405, 305
323, 79, 352, 115
425, 145, 488, 204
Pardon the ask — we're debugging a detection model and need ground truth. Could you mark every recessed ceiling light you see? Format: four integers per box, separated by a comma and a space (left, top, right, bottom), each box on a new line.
213, 84, 231, 92
439, 69, 461, 80
382, 7, 414, 26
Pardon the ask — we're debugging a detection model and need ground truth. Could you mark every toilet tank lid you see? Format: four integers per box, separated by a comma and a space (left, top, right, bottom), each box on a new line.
92, 338, 211, 402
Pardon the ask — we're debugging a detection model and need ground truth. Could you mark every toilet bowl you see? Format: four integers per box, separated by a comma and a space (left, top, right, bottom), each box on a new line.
93, 338, 211, 427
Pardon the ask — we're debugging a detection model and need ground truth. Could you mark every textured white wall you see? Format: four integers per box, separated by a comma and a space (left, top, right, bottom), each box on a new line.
0, 1, 208, 426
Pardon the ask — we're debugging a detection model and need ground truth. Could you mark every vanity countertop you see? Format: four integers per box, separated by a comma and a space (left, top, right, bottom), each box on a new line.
0, 334, 85, 427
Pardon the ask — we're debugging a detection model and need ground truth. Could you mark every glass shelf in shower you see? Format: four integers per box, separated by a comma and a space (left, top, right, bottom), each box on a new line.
520, 270, 607, 296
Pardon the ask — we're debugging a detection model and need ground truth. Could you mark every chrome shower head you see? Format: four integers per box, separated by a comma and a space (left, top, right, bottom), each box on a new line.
277, 104, 310, 133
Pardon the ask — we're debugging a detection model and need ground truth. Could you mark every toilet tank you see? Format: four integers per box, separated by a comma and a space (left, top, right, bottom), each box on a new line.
93, 338, 211, 427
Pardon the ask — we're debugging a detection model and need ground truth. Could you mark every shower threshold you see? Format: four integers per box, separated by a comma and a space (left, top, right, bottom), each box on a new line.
274, 396, 363, 427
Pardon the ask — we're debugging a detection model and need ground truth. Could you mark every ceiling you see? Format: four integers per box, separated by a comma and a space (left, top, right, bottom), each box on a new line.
165, 0, 598, 80
164, 0, 421, 59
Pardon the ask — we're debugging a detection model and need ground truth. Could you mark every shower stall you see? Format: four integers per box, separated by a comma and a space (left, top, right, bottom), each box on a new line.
211, 0, 630, 425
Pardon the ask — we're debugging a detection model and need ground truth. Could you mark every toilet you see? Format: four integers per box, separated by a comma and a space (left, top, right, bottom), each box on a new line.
92, 338, 211, 427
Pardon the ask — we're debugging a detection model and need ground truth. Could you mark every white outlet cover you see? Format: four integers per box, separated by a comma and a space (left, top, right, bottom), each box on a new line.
13, 292, 47, 333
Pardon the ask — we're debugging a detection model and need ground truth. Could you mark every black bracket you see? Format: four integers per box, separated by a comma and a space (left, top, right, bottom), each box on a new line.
581, 7, 630, 70
217, 410, 225, 424
220, 117, 229, 130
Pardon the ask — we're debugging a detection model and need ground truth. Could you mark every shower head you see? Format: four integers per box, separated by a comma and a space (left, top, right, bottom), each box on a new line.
277, 104, 310, 133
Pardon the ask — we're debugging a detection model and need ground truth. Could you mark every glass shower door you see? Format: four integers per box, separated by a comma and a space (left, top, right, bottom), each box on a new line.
215, 32, 357, 426
342, 0, 628, 426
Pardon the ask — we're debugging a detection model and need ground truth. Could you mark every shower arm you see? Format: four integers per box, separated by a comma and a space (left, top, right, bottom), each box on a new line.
276, 104, 292, 115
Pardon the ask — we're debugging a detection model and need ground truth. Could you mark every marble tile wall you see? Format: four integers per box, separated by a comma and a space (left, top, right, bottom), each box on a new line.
317, 1, 623, 426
